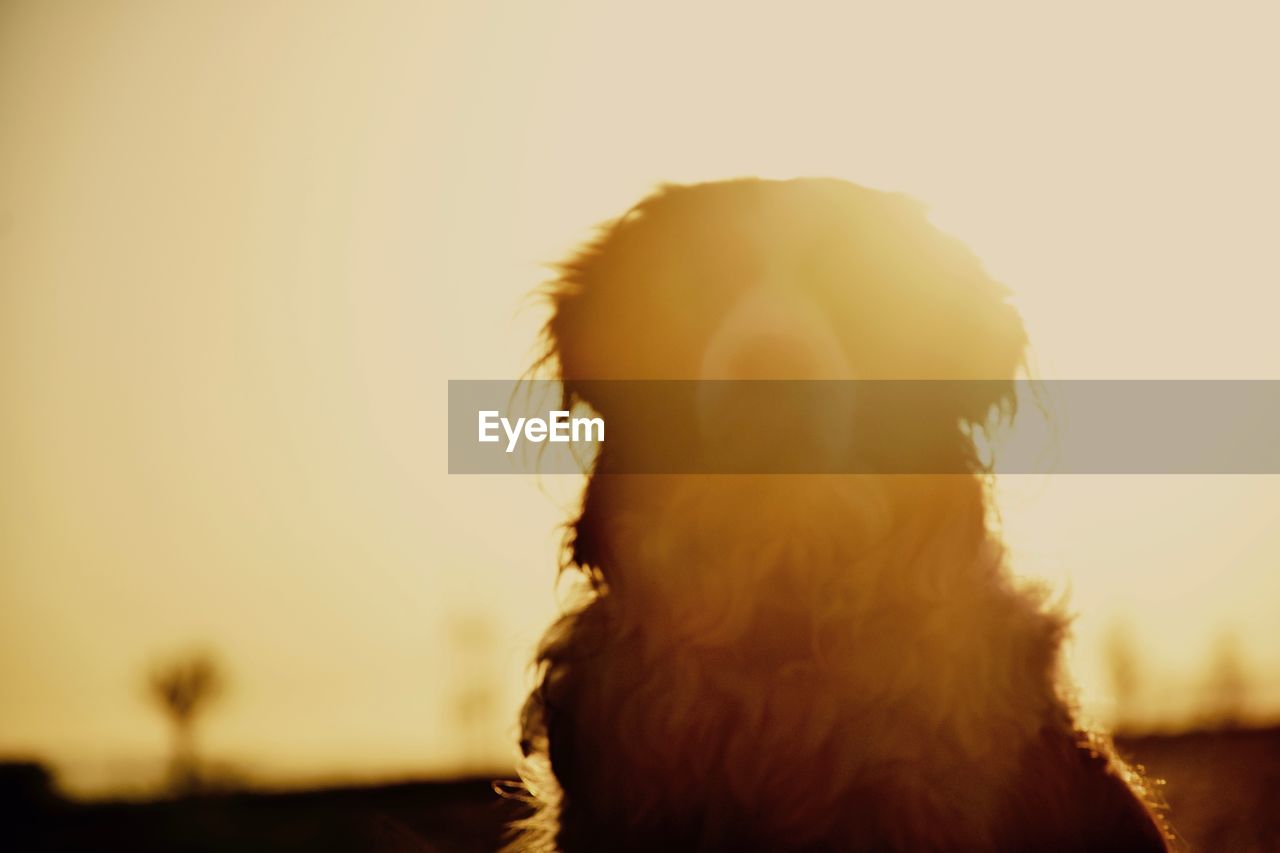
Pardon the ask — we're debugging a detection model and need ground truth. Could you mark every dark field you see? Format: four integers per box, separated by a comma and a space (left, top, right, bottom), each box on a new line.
1118, 726, 1280, 852
6, 727, 1278, 852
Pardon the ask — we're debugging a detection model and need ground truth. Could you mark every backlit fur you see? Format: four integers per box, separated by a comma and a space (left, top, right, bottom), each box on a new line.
511, 179, 1173, 851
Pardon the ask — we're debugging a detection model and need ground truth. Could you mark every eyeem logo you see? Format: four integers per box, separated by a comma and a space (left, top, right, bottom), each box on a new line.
453, 379, 1280, 474
478, 410, 605, 453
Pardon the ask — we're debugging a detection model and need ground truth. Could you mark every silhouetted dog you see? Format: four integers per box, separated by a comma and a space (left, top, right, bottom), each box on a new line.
513, 179, 1172, 851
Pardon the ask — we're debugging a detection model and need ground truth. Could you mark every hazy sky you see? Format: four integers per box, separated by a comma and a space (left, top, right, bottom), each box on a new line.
2, 1, 1278, 795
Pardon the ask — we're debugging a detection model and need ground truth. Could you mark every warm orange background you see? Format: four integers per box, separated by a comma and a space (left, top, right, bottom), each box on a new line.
2, 1, 1278, 796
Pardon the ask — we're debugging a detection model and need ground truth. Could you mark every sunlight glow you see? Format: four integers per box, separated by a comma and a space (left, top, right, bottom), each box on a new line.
2, 0, 1278, 795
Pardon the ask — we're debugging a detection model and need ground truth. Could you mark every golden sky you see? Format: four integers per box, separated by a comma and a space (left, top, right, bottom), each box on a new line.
2, 1, 1278, 795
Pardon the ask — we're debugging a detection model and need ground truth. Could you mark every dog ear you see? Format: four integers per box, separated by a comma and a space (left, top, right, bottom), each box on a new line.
541, 218, 624, 416
936, 293, 1028, 429
543, 284, 590, 408
539, 209, 636, 413
878, 192, 1029, 429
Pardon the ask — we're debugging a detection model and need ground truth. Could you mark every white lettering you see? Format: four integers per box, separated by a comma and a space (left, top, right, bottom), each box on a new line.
501, 416, 526, 453
478, 411, 500, 442
549, 410, 571, 442
480, 409, 605, 453
574, 415, 605, 443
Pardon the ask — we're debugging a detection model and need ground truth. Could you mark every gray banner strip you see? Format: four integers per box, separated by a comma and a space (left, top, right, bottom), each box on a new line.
448, 380, 1280, 474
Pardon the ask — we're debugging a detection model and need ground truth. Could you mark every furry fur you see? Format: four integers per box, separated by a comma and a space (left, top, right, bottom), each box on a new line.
511, 179, 1173, 851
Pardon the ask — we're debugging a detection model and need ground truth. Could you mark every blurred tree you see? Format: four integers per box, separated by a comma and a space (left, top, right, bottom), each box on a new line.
448, 614, 500, 770
1104, 619, 1142, 733
147, 651, 225, 794
1204, 630, 1249, 730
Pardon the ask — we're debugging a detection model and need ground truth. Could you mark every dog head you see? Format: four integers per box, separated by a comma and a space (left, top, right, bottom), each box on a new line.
544, 178, 1025, 469
539, 178, 1028, 599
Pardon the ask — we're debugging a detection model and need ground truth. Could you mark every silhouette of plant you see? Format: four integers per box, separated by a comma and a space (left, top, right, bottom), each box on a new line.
447, 614, 500, 769
1104, 619, 1142, 733
1204, 630, 1249, 730
147, 651, 225, 794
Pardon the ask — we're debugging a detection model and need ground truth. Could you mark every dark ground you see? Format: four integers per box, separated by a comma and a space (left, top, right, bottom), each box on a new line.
3, 769, 532, 853
5, 727, 1278, 852
1117, 726, 1280, 852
